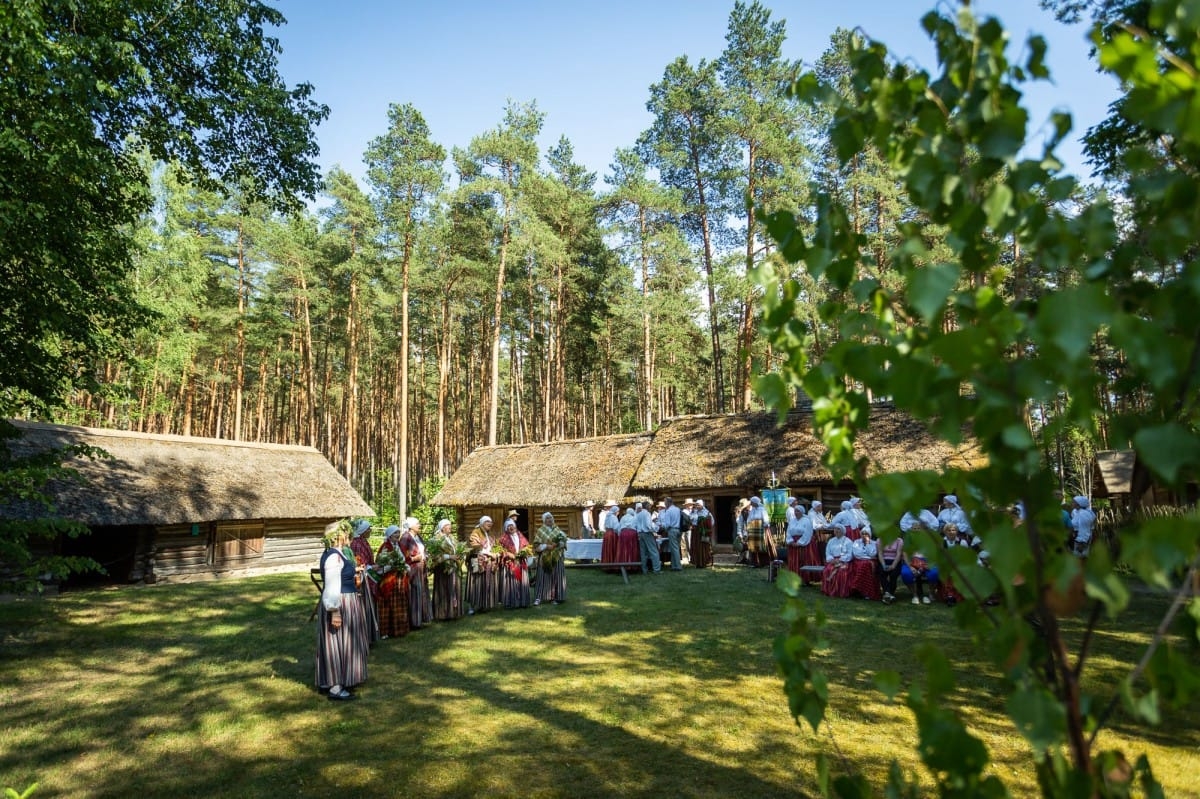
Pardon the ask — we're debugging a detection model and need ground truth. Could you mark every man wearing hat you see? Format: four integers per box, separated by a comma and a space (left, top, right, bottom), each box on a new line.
581, 500, 596, 539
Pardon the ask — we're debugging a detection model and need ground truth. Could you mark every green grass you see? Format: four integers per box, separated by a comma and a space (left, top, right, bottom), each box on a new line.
0, 566, 1195, 798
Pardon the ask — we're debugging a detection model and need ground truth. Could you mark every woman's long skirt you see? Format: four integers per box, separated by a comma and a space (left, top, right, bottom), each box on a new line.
690, 529, 713, 569
600, 530, 622, 573
821, 561, 851, 598
617, 528, 640, 563
502, 558, 532, 608
358, 573, 381, 643
799, 539, 823, 585
407, 562, 433, 629
466, 558, 500, 613
316, 591, 369, 690
375, 573, 410, 639
848, 559, 882, 600
535, 557, 567, 603
431, 568, 463, 620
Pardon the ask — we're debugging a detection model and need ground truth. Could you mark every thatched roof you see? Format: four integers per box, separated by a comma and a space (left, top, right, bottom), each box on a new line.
1, 421, 373, 526
1093, 449, 1135, 496
632, 408, 982, 491
431, 432, 654, 507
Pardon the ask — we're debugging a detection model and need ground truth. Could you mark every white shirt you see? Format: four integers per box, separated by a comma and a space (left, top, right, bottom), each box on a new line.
604, 509, 620, 534
825, 536, 853, 563
1072, 507, 1096, 544
808, 508, 829, 530
851, 537, 877, 560
938, 504, 972, 534
788, 514, 814, 546
901, 509, 940, 532
634, 508, 657, 533
831, 509, 857, 530
851, 506, 872, 534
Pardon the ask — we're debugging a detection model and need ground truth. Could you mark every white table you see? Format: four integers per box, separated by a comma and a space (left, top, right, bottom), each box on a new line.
565, 538, 603, 560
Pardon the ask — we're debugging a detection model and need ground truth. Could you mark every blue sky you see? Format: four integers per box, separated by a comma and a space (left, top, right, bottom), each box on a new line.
272, 0, 1120, 190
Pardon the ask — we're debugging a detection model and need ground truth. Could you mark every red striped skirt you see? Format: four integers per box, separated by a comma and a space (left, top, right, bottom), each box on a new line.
848, 559, 881, 600
822, 561, 851, 598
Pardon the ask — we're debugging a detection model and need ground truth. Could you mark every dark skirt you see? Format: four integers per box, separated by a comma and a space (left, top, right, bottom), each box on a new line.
600, 530, 622, 573
535, 557, 567, 603
431, 568, 463, 620
466, 557, 500, 613
316, 591, 369, 690
502, 557, 533, 608
376, 573, 410, 638
359, 574, 381, 643
617, 528, 640, 563
407, 562, 433, 629
848, 559, 881, 600
690, 531, 713, 569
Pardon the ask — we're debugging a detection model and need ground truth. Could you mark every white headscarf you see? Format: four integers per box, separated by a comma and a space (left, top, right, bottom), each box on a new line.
478, 515, 492, 526
436, 519, 452, 534
944, 494, 959, 506
1073, 496, 1090, 508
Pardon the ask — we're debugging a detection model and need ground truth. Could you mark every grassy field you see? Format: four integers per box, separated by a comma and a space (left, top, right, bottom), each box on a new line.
0, 564, 1195, 798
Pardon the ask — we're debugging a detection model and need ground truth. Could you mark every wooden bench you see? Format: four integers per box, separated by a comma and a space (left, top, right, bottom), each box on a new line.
566, 560, 642, 585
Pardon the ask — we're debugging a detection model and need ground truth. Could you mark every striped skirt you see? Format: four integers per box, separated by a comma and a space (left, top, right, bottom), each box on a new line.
502, 558, 532, 608
848, 559, 881, 600
690, 533, 713, 569
821, 561, 852, 598
617, 529, 640, 563
407, 563, 433, 629
375, 573, 410, 638
600, 530, 622, 573
535, 557, 567, 603
315, 591, 369, 690
431, 568, 463, 620
466, 558, 500, 613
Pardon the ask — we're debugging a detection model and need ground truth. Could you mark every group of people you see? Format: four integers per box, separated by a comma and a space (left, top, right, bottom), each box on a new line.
314, 511, 572, 701
593, 497, 716, 573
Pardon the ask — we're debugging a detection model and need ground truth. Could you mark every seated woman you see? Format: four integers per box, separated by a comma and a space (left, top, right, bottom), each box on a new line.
498, 518, 532, 609
900, 549, 940, 605
848, 530, 881, 600
821, 524, 853, 598
785, 502, 813, 577
937, 523, 971, 606
876, 529, 905, 604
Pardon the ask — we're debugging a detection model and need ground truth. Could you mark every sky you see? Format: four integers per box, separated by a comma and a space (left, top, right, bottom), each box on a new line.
271, 0, 1121, 193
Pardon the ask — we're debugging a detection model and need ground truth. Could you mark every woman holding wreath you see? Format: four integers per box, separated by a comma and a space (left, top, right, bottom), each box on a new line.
428, 519, 465, 621
498, 517, 533, 608
466, 516, 500, 614
399, 517, 433, 629
375, 525, 411, 639
533, 511, 568, 605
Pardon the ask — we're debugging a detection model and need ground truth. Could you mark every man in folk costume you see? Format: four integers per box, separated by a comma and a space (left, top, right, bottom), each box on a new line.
744, 496, 775, 568
580, 500, 596, 539
786, 499, 814, 578
498, 517, 532, 608
533, 512, 568, 605
399, 517, 432, 630
634, 502, 661, 574
658, 497, 683, 571
821, 523, 853, 597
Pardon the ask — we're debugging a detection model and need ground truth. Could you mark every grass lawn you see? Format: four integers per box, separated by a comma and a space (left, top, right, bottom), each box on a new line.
0, 564, 1195, 798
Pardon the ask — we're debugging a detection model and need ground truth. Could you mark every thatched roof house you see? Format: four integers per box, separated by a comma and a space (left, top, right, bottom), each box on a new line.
434, 406, 982, 546
1091, 449, 1197, 508
2, 421, 373, 586
431, 432, 653, 538
633, 408, 981, 492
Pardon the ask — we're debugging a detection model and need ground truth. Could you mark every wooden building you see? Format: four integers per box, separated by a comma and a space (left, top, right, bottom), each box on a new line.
430, 432, 654, 538
2, 421, 373, 586
1092, 449, 1199, 508
433, 406, 982, 546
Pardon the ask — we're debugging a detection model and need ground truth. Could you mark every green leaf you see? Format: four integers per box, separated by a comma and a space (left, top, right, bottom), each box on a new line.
1007, 685, 1066, 754
1133, 423, 1200, 485
874, 670, 902, 700
907, 263, 960, 323
983, 182, 1013, 229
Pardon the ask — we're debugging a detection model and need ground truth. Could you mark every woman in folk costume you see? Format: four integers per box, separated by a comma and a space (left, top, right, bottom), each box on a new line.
937, 523, 971, 605
821, 523, 853, 598
849, 497, 872, 540
1070, 496, 1096, 557
533, 512, 568, 605
831, 501, 858, 540
848, 529, 882, 600
785, 500, 814, 577
937, 495, 971, 534
428, 519, 464, 621
375, 525, 410, 639
399, 517, 433, 629
466, 516, 500, 614
617, 504, 640, 565
745, 496, 776, 568
690, 499, 715, 569
348, 519, 380, 643
498, 517, 532, 608
316, 522, 369, 701
599, 500, 622, 573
